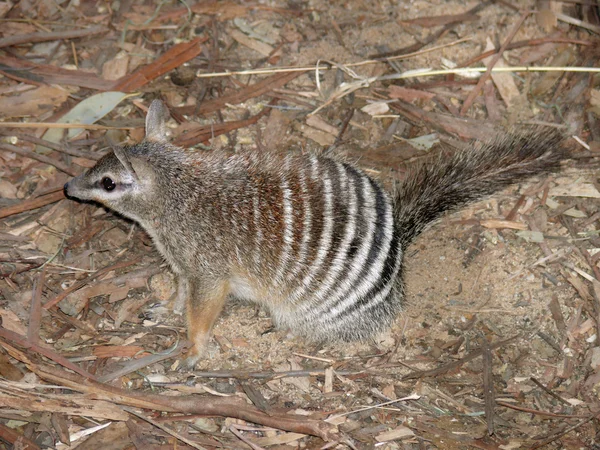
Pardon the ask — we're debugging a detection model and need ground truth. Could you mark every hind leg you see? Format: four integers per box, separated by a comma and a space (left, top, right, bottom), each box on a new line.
180, 277, 230, 370
170, 276, 188, 314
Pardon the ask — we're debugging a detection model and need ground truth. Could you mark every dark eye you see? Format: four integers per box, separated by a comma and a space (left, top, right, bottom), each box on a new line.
101, 177, 116, 191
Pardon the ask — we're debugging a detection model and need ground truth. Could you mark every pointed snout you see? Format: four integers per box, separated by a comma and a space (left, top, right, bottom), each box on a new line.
63, 176, 86, 201
63, 179, 78, 199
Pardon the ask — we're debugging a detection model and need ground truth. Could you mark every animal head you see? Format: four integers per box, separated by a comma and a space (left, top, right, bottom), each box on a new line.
64, 100, 171, 223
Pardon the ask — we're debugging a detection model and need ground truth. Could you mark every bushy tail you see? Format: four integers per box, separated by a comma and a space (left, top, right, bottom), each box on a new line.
394, 128, 569, 249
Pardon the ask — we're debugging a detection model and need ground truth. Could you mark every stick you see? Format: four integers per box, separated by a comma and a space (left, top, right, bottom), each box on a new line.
0, 328, 97, 381
0, 26, 107, 48
12, 134, 103, 161
460, 11, 530, 115
402, 335, 520, 380
29, 363, 340, 441
27, 267, 46, 345
124, 407, 208, 450
0, 190, 65, 220
0, 143, 78, 176
43, 257, 141, 310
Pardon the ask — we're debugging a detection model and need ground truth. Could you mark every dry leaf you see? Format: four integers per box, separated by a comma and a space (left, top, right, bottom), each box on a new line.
536, 9, 557, 31
230, 29, 274, 57
255, 432, 306, 446
0, 352, 23, 381
299, 124, 336, 146
483, 38, 520, 107
388, 85, 435, 102
480, 219, 528, 230
0, 179, 17, 199
376, 426, 415, 442
0, 86, 68, 118
0, 309, 27, 335
305, 115, 339, 135
550, 178, 600, 198
361, 102, 390, 116
92, 345, 146, 358
102, 52, 130, 81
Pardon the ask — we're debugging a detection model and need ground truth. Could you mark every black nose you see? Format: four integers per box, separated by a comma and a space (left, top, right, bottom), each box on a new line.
63, 182, 69, 197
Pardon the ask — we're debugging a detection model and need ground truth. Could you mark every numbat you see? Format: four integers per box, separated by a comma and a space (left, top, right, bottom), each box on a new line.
64, 100, 568, 368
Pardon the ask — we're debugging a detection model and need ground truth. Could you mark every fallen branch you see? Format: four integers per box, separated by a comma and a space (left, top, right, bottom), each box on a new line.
33, 362, 340, 442
0, 329, 338, 441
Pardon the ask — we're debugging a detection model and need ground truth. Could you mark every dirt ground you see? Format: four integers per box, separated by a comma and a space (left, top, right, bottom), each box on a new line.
0, 0, 599, 449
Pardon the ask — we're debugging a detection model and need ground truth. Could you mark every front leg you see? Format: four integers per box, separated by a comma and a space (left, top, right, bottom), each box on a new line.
181, 278, 230, 369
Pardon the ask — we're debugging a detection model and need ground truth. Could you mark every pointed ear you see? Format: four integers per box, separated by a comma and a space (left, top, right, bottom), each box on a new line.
106, 133, 140, 183
112, 144, 157, 184
111, 145, 140, 182
145, 100, 170, 143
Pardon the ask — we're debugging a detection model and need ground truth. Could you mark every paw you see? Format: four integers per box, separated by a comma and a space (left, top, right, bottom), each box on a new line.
177, 339, 218, 371
178, 352, 201, 372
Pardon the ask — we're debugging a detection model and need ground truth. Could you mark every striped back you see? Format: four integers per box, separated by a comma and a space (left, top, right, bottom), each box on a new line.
237, 152, 403, 342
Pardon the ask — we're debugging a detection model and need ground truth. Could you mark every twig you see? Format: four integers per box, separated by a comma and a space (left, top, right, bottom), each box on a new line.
43, 257, 141, 310
555, 12, 600, 33
195, 37, 472, 78
529, 412, 600, 449
0, 122, 136, 130
370, 1, 493, 59
11, 134, 103, 161
482, 340, 494, 436
326, 108, 354, 154
328, 394, 420, 419
181, 64, 598, 85
0, 189, 65, 220
181, 369, 358, 380
97, 341, 190, 383
496, 400, 586, 417
382, 66, 600, 78
27, 267, 45, 345
0, 26, 107, 48
460, 11, 530, 115
402, 335, 520, 380
0, 422, 40, 450
459, 37, 594, 67
0, 327, 97, 381
530, 377, 571, 407
0, 143, 78, 176
229, 424, 267, 450
123, 407, 208, 450
28, 363, 340, 441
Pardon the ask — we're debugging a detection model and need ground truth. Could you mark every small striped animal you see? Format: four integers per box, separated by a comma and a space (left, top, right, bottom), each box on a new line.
65, 100, 568, 367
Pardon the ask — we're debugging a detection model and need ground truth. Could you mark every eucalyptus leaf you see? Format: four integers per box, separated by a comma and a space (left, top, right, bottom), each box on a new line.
38, 91, 137, 154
